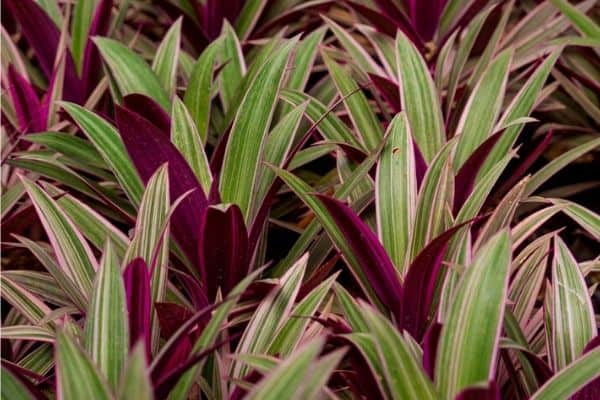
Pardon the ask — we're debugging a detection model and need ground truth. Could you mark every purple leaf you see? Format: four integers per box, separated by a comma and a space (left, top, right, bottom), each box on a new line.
6, 66, 44, 133
369, 73, 401, 113
198, 204, 249, 300
315, 194, 403, 322
174, 271, 209, 311
572, 335, 600, 400
453, 129, 504, 215
455, 380, 500, 400
422, 321, 442, 379
81, 0, 113, 97
401, 220, 474, 340
123, 258, 152, 359
122, 93, 171, 135
116, 96, 207, 268
155, 303, 195, 340
4, 0, 82, 102
413, 140, 427, 188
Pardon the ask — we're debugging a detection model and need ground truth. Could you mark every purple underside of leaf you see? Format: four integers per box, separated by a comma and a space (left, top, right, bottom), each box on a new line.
122, 94, 171, 135
369, 73, 401, 114
199, 204, 249, 300
174, 271, 209, 311
455, 380, 500, 400
422, 321, 442, 379
315, 194, 403, 322
521, 348, 553, 386
453, 129, 504, 215
572, 335, 600, 400
413, 140, 427, 187
82, 0, 113, 97
7, 66, 44, 133
123, 257, 152, 359
159, 0, 209, 52
116, 95, 207, 268
201, 0, 244, 40
5, 0, 82, 103
252, 1, 334, 38
439, 0, 490, 45
412, 0, 448, 41
401, 220, 475, 340
229, 370, 264, 400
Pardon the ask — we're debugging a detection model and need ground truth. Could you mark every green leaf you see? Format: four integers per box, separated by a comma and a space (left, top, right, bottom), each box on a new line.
84, 241, 129, 389
183, 38, 221, 143
71, 0, 97, 72
220, 40, 295, 221
395, 31, 445, 163
3, 269, 72, 308
218, 22, 246, 112
56, 330, 112, 400
363, 305, 436, 400
322, 51, 383, 152
550, 0, 600, 40
2, 365, 37, 400
376, 113, 416, 274
0, 276, 53, 326
549, 237, 595, 370
234, 0, 268, 40
118, 343, 153, 400
531, 347, 600, 400
94, 37, 170, 109
1, 325, 55, 343
61, 102, 144, 206
171, 97, 212, 194
245, 338, 325, 400
435, 231, 511, 399
21, 176, 97, 296
454, 49, 513, 170
25, 132, 106, 169
152, 17, 181, 95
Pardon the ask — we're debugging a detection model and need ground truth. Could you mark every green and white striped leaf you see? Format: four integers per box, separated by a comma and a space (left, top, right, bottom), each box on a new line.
94, 37, 170, 109
454, 49, 513, 170
363, 305, 436, 400
171, 97, 212, 194
61, 103, 144, 205
2, 365, 38, 400
118, 343, 153, 400
3, 269, 72, 308
549, 237, 595, 370
84, 241, 129, 389
297, 348, 347, 399
21, 176, 97, 297
71, 0, 96, 72
218, 22, 246, 112
550, 0, 600, 40
220, 40, 295, 221
152, 17, 181, 95
395, 31, 445, 163
234, 0, 268, 40
435, 231, 511, 399
1, 325, 55, 343
56, 330, 112, 400
376, 113, 416, 274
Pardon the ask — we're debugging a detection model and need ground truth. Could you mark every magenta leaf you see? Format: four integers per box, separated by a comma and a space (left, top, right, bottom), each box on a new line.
455, 380, 500, 400
6, 66, 44, 133
315, 194, 403, 322
572, 335, 600, 399
422, 321, 442, 379
123, 258, 152, 359
369, 73, 401, 113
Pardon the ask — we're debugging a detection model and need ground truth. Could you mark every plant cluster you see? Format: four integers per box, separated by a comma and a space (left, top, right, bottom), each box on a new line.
1, 0, 599, 399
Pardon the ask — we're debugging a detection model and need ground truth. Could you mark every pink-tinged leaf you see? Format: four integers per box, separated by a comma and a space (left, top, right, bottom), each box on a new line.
572, 335, 600, 400
81, 0, 113, 97
453, 130, 503, 215
370, 0, 423, 46
422, 321, 442, 379
369, 73, 401, 113
201, 0, 244, 39
198, 204, 249, 300
344, 1, 400, 37
455, 381, 500, 400
6, 66, 44, 133
4, 0, 82, 102
315, 194, 403, 322
438, 0, 490, 44
401, 220, 475, 340
116, 98, 207, 268
123, 258, 152, 359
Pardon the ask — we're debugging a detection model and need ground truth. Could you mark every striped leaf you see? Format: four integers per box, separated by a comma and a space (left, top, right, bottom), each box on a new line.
21, 176, 97, 297
118, 343, 153, 400
183, 38, 221, 143
395, 31, 445, 163
2, 365, 39, 400
550, 0, 600, 39
171, 97, 212, 194
1, 325, 55, 343
376, 113, 417, 274
454, 49, 513, 170
234, 0, 268, 40
218, 22, 246, 112
71, 0, 96, 72
549, 237, 595, 370
84, 241, 129, 389
152, 17, 181, 95
435, 231, 511, 399
94, 37, 170, 109
220, 39, 295, 221
56, 330, 112, 400
61, 102, 144, 206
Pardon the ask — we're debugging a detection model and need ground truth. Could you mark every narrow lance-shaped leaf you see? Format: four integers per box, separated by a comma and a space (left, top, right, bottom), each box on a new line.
117, 342, 154, 400
550, 0, 600, 39
94, 37, 170, 109
549, 237, 595, 370
56, 330, 112, 400
84, 241, 129, 389
376, 113, 417, 274
453, 49, 513, 170
71, 0, 96, 73
435, 231, 511, 399
218, 22, 246, 113
152, 17, 182, 95
396, 31, 445, 163
123, 258, 152, 359
220, 39, 295, 221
